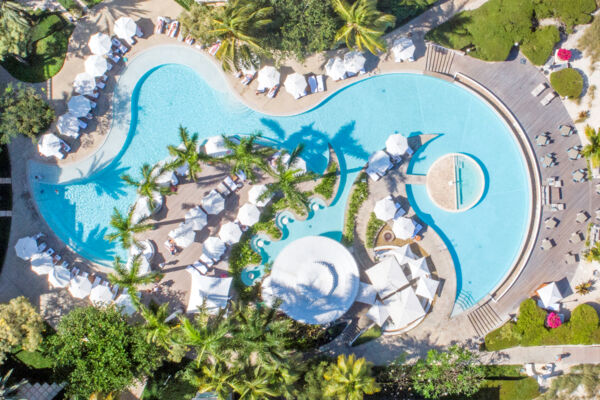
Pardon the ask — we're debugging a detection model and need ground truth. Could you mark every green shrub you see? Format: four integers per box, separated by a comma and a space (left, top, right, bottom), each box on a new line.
365, 212, 385, 248
313, 160, 338, 200
569, 304, 599, 343
378, 0, 437, 27
514, 299, 548, 345
521, 26, 560, 65
485, 323, 521, 351
342, 173, 368, 245
550, 68, 584, 98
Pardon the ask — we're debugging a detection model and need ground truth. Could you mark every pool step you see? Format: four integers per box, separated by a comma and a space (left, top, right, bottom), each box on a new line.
467, 302, 503, 338
425, 43, 456, 75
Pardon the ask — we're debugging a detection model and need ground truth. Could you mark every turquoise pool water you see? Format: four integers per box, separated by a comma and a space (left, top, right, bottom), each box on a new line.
32, 58, 531, 311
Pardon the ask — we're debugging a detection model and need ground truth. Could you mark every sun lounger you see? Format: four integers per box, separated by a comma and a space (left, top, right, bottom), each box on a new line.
267, 84, 280, 98
168, 21, 179, 38
559, 124, 573, 137
308, 75, 317, 94
185, 36, 195, 45
200, 253, 214, 267
124, 36, 135, 46
91, 276, 101, 287
109, 53, 121, 64
223, 176, 238, 192
541, 92, 556, 106
99, 74, 108, 82
208, 42, 221, 56
33, 232, 44, 240
118, 44, 129, 54
45, 247, 55, 256
37, 242, 47, 252
217, 182, 231, 196
89, 90, 99, 99
241, 73, 255, 85
84, 112, 94, 120
550, 203, 565, 211
136, 26, 143, 37
316, 75, 325, 92
531, 82, 546, 96
61, 141, 71, 153
111, 37, 121, 48
96, 81, 105, 90
192, 260, 208, 274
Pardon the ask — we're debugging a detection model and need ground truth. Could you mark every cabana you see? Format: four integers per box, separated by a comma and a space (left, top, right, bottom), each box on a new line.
384, 286, 426, 329
186, 266, 233, 314
365, 256, 409, 299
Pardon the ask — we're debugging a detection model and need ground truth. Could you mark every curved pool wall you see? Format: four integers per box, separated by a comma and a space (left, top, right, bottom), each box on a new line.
29, 45, 532, 310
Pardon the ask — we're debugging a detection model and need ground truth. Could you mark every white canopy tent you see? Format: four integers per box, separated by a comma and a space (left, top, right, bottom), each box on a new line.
168, 222, 196, 248
385, 133, 410, 156
15, 236, 39, 260
218, 222, 242, 245
257, 66, 280, 90
38, 134, 63, 159
30, 252, 54, 275
366, 301, 390, 326
365, 256, 409, 299
237, 203, 261, 226
186, 266, 232, 314
261, 236, 360, 324
56, 113, 80, 138
131, 193, 162, 224
114, 17, 138, 41
367, 150, 392, 177
68, 275, 92, 299
204, 136, 230, 158
73, 72, 97, 96
248, 184, 272, 207
343, 51, 366, 75
415, 275, 439, 301
48, 265, 71, 288
88, 32, 112, 55
355, 281, 377, 305
68, 95, 93, 117
374, 196, 399, 221
185, 206, 208, 231
325, 57, 346, 81
407, 257, 430, 279
392, 216, 418, 239
537, 282, 563, 308
129, 239, 155, 262
115, 291, 137, 316
203, 237, 226, 261
384, 286, 426, 328
85, 55, 109, 77
391, 37, 416, 62
90, 284, 113, 306
284, 73, 307, 99
202, 190, 225, 215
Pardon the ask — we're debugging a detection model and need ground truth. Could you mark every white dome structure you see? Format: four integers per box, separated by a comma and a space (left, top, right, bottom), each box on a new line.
261, 236, 359, 324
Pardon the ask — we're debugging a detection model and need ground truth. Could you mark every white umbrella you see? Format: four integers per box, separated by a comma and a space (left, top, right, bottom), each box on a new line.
131, 193, 162, 224
325, 57, 346, 81
38, 134, 63, 158
30, 252, 54, 275
68, 95, 92, 117
374, 196, 398, 221
392, 216, 417, 239
115, 292, 137, 316
248, 184, 272, 207
85, 55, 108, 77
15, 236, 39, 260
257, 66, 280, 90
204, 136, 230, 157
168, 222, 196, 248
368, 150, 392, 176
90, 284, 113, 306
407, 257, 430, 279
537, 282, 563, 308
366, 301, 390, 326
284, 73, 307, 98
155, 170, 178, 187
202, 190, 225, 215
203, 237, 226, 260
126, 254, 151, 276
129, 239, 155, 262
385, 134, 409, 156
343, 51, 366, 75
365, 256, 409, 299
88, 32, 112, 55
391, 37, 416, 62
69, 275, 92, 299
185, 206, 208, 231
219, 222, 242, 245
73, 72, 97, 96
237, 203, 260, 226
356, 281, 377, 305
415, 275, 439, 301
384, 287, 425, 327
114, 17, 137, 40
56, 113, 80, 138
48, 265, 71, 288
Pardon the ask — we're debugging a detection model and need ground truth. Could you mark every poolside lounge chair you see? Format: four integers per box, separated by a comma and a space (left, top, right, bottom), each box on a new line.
99, 74, 108, 83
241, 73, 255, 85
208, 42, 221, 56
168, 21, 179, 38
217, 182, 231, 197
531, 82, 546, 96
367, 169, 381, 182
547, 177, 562, 187
155, 17, 166, 34
267, 84, 280, 98
559, 124, 573, 137
540, 238, 554, 250
308, 75, 317, 94
223, 176, 238, 192
544, 217, 558, 229
111, 37, 121, 48
136, 26, 143, 37
200, 253, 214, 267
550, 203, 565, 211
185, 36, 195, 45
316, 75, 325, 92
541, 92, 556, 106
45, 247, 55, 256
109, 52, 121, 64
96, 81, 105, 90
91, 276, 101, 288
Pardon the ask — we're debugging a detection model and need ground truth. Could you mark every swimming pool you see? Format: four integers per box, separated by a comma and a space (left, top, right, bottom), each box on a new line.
30, 45, 532, 311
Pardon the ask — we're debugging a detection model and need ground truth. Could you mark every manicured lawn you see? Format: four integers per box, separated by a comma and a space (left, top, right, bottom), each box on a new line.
352, 325, 381, 347
4, 350, 56, 384
470, 365, 539, 400
1, 13, 74, 83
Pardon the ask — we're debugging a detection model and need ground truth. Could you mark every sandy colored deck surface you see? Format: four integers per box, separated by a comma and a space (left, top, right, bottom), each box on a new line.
425, 154, 457, 211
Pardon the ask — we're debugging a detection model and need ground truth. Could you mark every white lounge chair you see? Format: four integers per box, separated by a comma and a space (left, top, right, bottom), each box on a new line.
223, 176, 238, 192
308, 75, 317, 94
541, 92, 556, 106
193, 260, 208, 275
200, 253, 214, 267
136, 26, 143, 38
168, 21, 179, 38
531, 82, 546, 96
91, 276, 101, 287
316, 75, 325, 92
96, 81, 105, 89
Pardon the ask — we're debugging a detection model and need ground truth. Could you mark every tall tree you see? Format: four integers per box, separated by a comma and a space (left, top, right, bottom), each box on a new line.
107, 255, 163, 295
137, 302, 185, 362
221, 133, 272, 182
0, 296, 44, 362
209, 0, 273, 71
323, 354, 380, 399
105, 207, 153, 249
0, 1, 33, 62
167, 126, 212, 182
411, 345, 484, 399
121, 163, 173, 210
177, 309, 231, 367
333, 0, 395, 54
582, 125, 600, 168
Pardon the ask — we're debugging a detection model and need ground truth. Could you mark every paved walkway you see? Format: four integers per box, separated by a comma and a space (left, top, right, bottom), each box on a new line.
482, 345, 600, 367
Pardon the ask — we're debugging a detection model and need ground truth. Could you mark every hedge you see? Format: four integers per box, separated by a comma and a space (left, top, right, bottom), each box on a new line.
342, 173, 369, 246
313, 159, 338, 200
366, 212, 385, 248
550, 68, 584, 98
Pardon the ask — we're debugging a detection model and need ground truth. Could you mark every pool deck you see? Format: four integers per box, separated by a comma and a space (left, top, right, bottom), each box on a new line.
425, 154, 458, 211
0, 0, 597, 366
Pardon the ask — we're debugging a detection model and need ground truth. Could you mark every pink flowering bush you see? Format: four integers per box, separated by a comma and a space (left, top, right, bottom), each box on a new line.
546, 312, 562, 329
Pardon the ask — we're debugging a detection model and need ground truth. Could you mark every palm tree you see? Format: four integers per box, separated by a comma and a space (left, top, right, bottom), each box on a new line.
167, 126, 212, 182
105, 207, 153, 249
0, 1, 32, 27
0, 369, 25, 400
137, 301, 188, 362
582, 125, 600, 167
121, 163, 172, 210
575, 280, 593, 295
221, 133, 272, 181
229, 366, 283, 400
262, 145, 317, 214
333, 0, 396, 54
209, 0, 273, 72
323, 354, 380, 400
107, 255, 163, 295
178, 310, 231, 366
185, 363, 234, 400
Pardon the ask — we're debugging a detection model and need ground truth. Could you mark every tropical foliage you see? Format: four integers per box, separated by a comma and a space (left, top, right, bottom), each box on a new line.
582, 125, 600, 168
46, 306, 162, 399
343, 173, 369, 245
139, 302, 185, 362
575, 280, 593, 295
323, 354, 380, 399
539, 364, 600, 400
105, 207, 153, 249
0, 297, 44, 362
333, 0, 395, 54
579, 13, 600, 64
0, 369, 25, 400
365, 212, 385, 248
0, 83, 54, 145
221, 132, 272, 181
313, 159, 339, 200
121, 163, 173, 210
550, 68, 584, 98
167, 126, 212, 182
0, 0, 32, 61
107, 255, 163, 295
